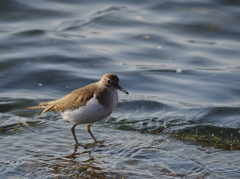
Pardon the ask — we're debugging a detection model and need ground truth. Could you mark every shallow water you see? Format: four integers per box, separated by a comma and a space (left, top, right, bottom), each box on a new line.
1, 0, 240, 178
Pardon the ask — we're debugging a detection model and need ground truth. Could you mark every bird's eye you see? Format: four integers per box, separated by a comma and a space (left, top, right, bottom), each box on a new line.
107, 80, 111, 84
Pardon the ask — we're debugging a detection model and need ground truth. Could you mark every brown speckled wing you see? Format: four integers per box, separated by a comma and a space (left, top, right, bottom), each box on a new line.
26, 83, 97, 116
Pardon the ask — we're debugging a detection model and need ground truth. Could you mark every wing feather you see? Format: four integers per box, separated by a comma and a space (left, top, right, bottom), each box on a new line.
25, 83, 97, 116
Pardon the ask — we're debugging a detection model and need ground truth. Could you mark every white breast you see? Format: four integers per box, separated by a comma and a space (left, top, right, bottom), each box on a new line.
61, 89, 118, 125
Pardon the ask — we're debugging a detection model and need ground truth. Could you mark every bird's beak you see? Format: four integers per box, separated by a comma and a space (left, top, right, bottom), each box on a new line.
116, 84, 129, 94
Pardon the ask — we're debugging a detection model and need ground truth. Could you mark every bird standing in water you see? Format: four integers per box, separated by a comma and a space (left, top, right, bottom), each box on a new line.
25, 73, 129, 146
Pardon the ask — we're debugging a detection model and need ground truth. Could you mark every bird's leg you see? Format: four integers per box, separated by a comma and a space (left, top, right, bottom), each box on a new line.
86, 124, 98, 143
71, 124, 80, 146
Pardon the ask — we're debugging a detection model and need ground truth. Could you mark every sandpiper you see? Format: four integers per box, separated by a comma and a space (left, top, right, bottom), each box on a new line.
25, 73, 128, 146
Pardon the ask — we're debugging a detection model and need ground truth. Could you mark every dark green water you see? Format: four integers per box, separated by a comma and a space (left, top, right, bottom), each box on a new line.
0, 0, 240, 178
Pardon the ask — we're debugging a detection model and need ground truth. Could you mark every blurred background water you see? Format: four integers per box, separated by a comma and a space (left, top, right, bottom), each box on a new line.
0, 0, 240, 178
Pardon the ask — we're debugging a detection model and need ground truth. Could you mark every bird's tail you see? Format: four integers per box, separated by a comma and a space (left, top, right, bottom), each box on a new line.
25, 101, 56, 116
25, 105, 45, 110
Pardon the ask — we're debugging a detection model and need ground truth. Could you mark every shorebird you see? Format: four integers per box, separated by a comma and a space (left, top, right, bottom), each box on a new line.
25, 73, 128, 146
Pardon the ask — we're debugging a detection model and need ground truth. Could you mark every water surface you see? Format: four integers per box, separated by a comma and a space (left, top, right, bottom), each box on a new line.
0, 0, 240, 178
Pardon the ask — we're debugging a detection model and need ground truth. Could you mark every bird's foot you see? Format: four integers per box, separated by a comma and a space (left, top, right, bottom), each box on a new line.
74, 142, 81, 147
98, 140, 104, 144
95, 140, 106, 147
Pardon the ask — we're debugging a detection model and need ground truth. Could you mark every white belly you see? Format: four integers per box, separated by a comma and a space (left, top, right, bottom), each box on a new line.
61, 91, 118, 124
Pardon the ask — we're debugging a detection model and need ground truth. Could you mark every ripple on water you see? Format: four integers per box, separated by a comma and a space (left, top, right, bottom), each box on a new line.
1, 0, 240, 178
